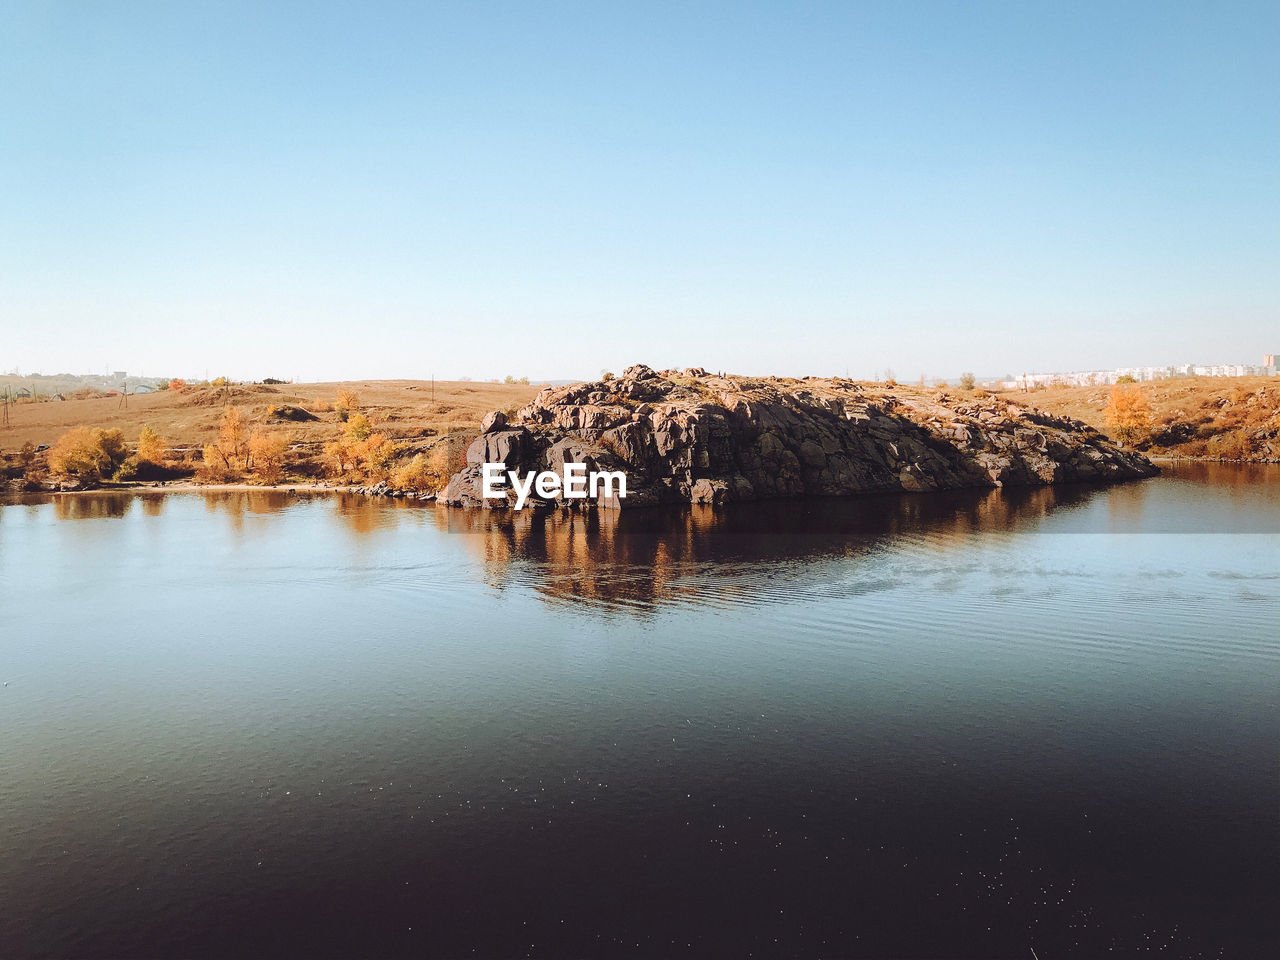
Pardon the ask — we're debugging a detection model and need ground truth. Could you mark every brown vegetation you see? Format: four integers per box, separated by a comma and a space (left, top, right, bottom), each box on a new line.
3, 378, 539, 490
249, 433, 289, 484
136, 425, 169, 465
47, 427, 128, 481
995, 376, 1280, 461
1104, 384, 1153, 445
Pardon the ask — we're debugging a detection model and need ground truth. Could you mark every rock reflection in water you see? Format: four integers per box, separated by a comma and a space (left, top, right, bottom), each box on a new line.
443, 483, 1098, 611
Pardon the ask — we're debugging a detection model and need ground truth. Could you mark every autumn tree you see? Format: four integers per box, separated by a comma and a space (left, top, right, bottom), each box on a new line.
355, 431, 394, 480
197, 445, 235, 482
1105, 384, 1152, 445
335, 389, 360, 422
391, 451, 450, 493
168, 378, 188, 392
48, 427, 128, 481
216, 406, 251, 469
345, 412, 371, 441
249, 433, 289, 484
324, 413, 395, 481
136, 425, 168, 465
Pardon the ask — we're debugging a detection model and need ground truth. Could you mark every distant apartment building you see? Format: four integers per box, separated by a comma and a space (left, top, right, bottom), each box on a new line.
998, 356, 1277, 390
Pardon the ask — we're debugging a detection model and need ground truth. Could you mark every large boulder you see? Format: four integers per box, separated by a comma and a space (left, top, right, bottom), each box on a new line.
466, 428, 528, 468
437, 365, 1158, 508
480, 410, 509, 433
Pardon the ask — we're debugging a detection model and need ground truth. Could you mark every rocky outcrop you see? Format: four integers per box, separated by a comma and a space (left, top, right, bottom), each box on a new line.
438, 364, 1157, 509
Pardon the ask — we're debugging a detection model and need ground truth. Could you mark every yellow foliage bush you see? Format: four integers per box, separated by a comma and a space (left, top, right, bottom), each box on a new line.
48, 427, 128, 481
201, 406, 251, 473
136, 425, 169, 465
345, 413, 371, 442
249, 433, 289, 484
197, 444, 236, 482
1105, 384, 1153, 445
335, 389, 360, 422
390, 454, 447, 493
325, 429, 396, 482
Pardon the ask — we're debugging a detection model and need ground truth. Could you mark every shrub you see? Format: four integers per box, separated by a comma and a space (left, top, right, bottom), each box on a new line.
168, 378, 188, 392
136, 425, 168, 465
959, 372, 976, 391
197, 444, 236, 482
1105, 384, 1152, 445
206, 406, 250, 470
1116, 374, 1137, 384
335, 389, 360, 422
249, 433, 289, 483
113, 456, 142, 482
1207, 429, 1256, 460
324, 415, 396, 481
345, 413, 371, 442
48, 427, 128, 481
357, 433, 395, 480
390, 454, 445, 493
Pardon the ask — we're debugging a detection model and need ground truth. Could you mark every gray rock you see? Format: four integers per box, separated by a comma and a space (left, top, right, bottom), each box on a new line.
437, 367, 1159, 508
480, 410, 509, 433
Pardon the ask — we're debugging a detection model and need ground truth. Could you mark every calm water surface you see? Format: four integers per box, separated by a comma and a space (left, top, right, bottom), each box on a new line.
1, 463, 1277, 957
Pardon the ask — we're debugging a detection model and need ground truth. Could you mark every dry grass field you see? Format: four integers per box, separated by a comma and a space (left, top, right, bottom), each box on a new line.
4, 373, 1278, 490
991, 375, 1280, 459
0, 379, 541, 454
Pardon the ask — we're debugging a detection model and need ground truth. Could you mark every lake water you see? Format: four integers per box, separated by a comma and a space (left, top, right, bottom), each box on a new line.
1, 463, 1277, 957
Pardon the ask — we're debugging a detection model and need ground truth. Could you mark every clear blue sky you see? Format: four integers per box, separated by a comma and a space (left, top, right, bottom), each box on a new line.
2, 0, 1276, 382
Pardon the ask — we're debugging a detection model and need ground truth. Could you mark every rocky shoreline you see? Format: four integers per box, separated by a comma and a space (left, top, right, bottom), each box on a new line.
437, 364, 1158, 509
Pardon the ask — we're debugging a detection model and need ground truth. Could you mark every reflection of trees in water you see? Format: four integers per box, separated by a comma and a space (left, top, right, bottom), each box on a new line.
1160, 460, 1279, 489
202, 490, 298, 520
332, 492, 433, 536
52, 494, 133, 521
32, 480, 1134, 613
41, 489, 437, 537
195, 490, 431, 537
447, 483, 1102, 612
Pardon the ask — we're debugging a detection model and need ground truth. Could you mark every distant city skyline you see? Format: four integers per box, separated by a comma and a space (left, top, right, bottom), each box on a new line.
3, 1, 1276, 382
4, 349, 1277, 390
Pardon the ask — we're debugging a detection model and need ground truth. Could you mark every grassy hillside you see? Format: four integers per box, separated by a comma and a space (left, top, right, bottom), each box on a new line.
1, 379, 540, 487
5, 374, 1277, 491
0, 379, 539, 452
991, 376, 1280, 460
